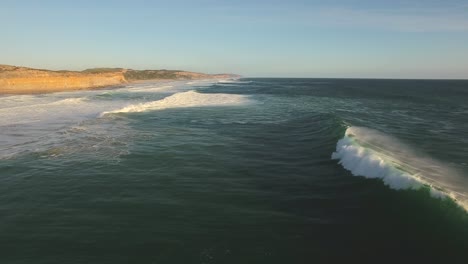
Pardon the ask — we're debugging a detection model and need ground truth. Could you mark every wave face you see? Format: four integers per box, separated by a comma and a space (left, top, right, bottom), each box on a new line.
101, 90, 252, 115
332, 127, 468, 211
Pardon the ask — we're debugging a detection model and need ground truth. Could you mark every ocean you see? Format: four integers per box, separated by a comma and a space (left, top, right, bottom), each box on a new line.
0, 78, 467, 263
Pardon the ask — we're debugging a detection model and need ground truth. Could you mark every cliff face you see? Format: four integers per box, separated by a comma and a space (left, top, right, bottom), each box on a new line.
0, 65, 127, 94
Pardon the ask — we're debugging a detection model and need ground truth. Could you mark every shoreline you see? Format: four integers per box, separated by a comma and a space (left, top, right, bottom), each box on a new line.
0, 83, 126, 95
0, 78, 228, 95
0, 64, 238, 95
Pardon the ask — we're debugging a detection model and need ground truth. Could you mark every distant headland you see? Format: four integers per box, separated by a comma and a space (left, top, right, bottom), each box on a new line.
0, 64, 239, 94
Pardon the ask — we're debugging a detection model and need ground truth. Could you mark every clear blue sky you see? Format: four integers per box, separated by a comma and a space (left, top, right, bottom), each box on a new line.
2, 0, 468, 78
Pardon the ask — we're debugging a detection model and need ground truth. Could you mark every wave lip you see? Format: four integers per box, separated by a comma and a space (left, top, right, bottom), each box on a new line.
101, 90, 252, 115
332, 126, 468, 212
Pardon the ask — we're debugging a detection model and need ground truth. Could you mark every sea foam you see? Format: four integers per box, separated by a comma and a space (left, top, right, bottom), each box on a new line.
218, 80, 252, 85
332, 127, 468, 212
101, 90, 252, 115
126, 85, 174, 93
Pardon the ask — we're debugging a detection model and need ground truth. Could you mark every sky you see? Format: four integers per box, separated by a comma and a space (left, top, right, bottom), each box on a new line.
1, 0, 468, 78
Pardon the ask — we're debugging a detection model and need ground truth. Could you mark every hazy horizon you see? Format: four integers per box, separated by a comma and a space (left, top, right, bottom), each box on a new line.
4, 62, 468, 80
2, 0, 468, 79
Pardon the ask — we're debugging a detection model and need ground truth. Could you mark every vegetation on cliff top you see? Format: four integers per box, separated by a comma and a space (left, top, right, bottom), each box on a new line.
82, 68, 124, 74
123, 70, 182, 80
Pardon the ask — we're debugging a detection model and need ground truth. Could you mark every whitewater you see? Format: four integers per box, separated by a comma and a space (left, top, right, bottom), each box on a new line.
0, 79, 251, 160
332, 126, 468, 211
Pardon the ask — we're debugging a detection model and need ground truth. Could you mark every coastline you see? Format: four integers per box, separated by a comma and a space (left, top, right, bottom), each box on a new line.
0, 79, 175, 95
0, 83, 126, 95
0, 78, 226, 95
0, 64, 237, 95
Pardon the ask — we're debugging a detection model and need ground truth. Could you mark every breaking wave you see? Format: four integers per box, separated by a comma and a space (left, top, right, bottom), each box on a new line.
50, 97, 87, 105
127, 85, 174, 93
101, 90, 252, 115
332, 126, 468, 212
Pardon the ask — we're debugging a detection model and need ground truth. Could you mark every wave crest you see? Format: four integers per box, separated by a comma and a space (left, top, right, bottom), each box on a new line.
332, 126, 468, 212
101, 90, 252, 115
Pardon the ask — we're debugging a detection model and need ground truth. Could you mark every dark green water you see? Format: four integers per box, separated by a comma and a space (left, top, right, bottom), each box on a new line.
0, 79, 467, 263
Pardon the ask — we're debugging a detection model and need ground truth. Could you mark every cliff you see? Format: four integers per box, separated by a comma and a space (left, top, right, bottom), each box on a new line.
0, 64, 239, 94
0, 65, 127, 94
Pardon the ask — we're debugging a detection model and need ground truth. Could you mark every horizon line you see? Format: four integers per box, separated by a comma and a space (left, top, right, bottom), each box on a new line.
2, 63, 467, 81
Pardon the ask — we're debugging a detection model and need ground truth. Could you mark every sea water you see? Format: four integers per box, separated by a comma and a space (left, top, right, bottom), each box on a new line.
0, 78, 467, 263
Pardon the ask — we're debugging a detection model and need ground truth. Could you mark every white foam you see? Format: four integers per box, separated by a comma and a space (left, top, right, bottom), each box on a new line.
0, 97, 89, 126
332, 126, 468, 212
218, 80, 252, 85
0, 93, 129, 159
50, 97, 87, 105
101, 90, 252, 115
0, 97, 85, 112
127, 85, 174, 93
217, 79, 236, 83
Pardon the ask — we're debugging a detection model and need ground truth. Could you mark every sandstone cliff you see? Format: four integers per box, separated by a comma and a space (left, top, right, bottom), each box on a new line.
0, 65, 127, 94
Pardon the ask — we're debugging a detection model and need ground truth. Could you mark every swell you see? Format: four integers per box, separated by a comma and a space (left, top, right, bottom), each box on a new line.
332, 126, 468, 212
